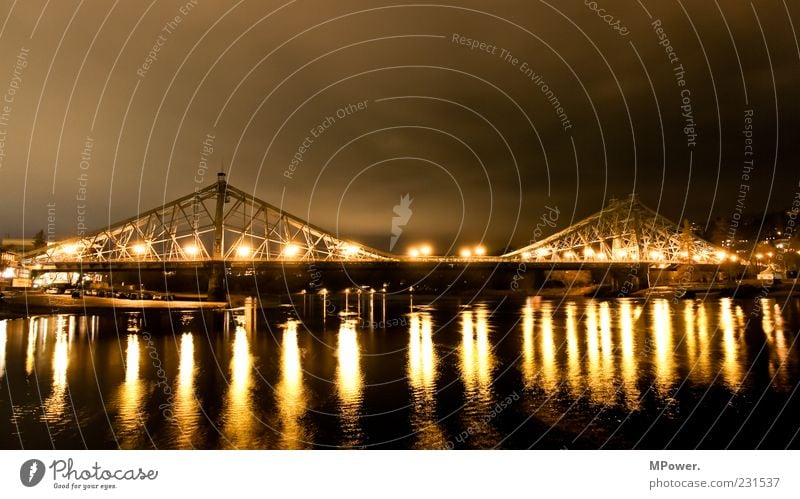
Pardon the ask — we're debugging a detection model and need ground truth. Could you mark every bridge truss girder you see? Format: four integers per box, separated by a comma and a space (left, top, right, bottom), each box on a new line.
29, 179, 395, 265
504, 195, 730, 265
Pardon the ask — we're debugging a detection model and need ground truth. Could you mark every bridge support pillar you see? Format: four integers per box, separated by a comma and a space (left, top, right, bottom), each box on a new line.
207, 261, 227, 301
207, 171, 229, 302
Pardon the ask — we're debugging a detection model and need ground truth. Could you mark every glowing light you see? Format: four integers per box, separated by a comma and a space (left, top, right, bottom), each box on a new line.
614, 249, 628, 259
715, 250, 727, 261
755, 253, 763, 260
474, 245, 486, 256
729, 254, 739, 262
648, 250, 664, 261
692, 254, 703, 262
583, 247, 595, 258
184, 244, 199, 257
521, 251, 532, 259
419, 245, 432, 256
408, 248, 420, 258
596, 252, 607, 260
282, 243, 300, 257
535, 247, 551, 258
63, 244, 79, 255
767, 252, 774, 258
563, 250, 575, 259
2, 267, 15, 278
341, 244, 359, 256
132, 244, 147, 256
236, 245, 252, 258
459, 248, 472, 258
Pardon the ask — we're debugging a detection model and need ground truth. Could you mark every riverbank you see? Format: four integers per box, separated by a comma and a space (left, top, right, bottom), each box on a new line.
0, 291, 228, 320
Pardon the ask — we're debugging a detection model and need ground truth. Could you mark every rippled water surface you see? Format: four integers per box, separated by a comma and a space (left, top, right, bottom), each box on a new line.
1, 295, 799, 449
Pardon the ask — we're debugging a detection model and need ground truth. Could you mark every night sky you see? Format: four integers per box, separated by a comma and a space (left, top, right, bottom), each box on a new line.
0, 1, 797, 254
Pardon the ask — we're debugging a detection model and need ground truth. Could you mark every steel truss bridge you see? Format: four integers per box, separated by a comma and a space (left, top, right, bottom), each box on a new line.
25, 174, 738, 271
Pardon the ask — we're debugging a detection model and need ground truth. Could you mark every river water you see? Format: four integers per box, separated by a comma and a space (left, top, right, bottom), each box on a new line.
1, 294, 799, 449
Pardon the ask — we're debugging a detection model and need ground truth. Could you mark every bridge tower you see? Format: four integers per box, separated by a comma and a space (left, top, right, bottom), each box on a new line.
207, 172, 228, 301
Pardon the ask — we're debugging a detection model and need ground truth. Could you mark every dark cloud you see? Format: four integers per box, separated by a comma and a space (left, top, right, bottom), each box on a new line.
0, 0, 797, 253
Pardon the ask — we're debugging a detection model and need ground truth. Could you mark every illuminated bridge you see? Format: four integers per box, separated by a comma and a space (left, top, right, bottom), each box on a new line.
24, 173, 743, 297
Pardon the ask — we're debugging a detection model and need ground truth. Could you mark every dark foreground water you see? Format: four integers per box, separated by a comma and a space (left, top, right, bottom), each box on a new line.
1, 294, 800, 449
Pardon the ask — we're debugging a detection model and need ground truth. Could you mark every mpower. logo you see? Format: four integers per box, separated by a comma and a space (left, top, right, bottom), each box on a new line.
20, 459, 45, 487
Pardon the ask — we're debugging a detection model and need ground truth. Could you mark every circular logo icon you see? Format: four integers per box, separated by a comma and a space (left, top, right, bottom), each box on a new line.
20, 459, 45, 487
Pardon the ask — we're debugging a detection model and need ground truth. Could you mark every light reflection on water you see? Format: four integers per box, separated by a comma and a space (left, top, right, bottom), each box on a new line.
336, 318, 363, 446
1, 296, 799, 449
275, 320, 309, 449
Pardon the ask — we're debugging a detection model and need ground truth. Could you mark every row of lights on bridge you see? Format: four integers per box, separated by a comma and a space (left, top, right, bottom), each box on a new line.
406, 244, 487, 258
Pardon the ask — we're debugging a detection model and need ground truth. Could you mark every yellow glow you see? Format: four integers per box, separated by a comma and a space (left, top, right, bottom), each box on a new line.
236, 245, 251, 258
596, 252, 607, 260
475, 308, 491, 386
535, 247, 550, 258
43, 318, 70, 422
563, 250, 575, 259
729, 254, 738, 262
276, 320, 308, 448
565, 303, 580, 396
521, 299, 535, 387
408, 248, 420, 258
223, 325, 256, 448
755, 253, 763, 259
695, 302, 711, 383
419, 244, 432, 256
25, 320, 37, 376
539, 304, 557, 393
521, 251, 532, 259
184, 244, 199, 257
619, 301, 639, 408
407, 312, 444, 447
63, 243, 79, 255
615, 249, 628, 259
583, 247, 595, 257
649, 250, 664, 261
461, 311, 475, 391
474, 245, 486, 256
341, 244, 359, 256
337, 319, 362, 443
460, 248, 472, 258
117, 334, 144, 448
720, 298, 742, 389
652, 300, 674, 393
692, 254, 703, 262
0, 321, 6, 380
282, 243, 300, 257
586, 302, 601, 399
132, 244, 147, 255
684, 302, 697, 368
173, 332, 198, 448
